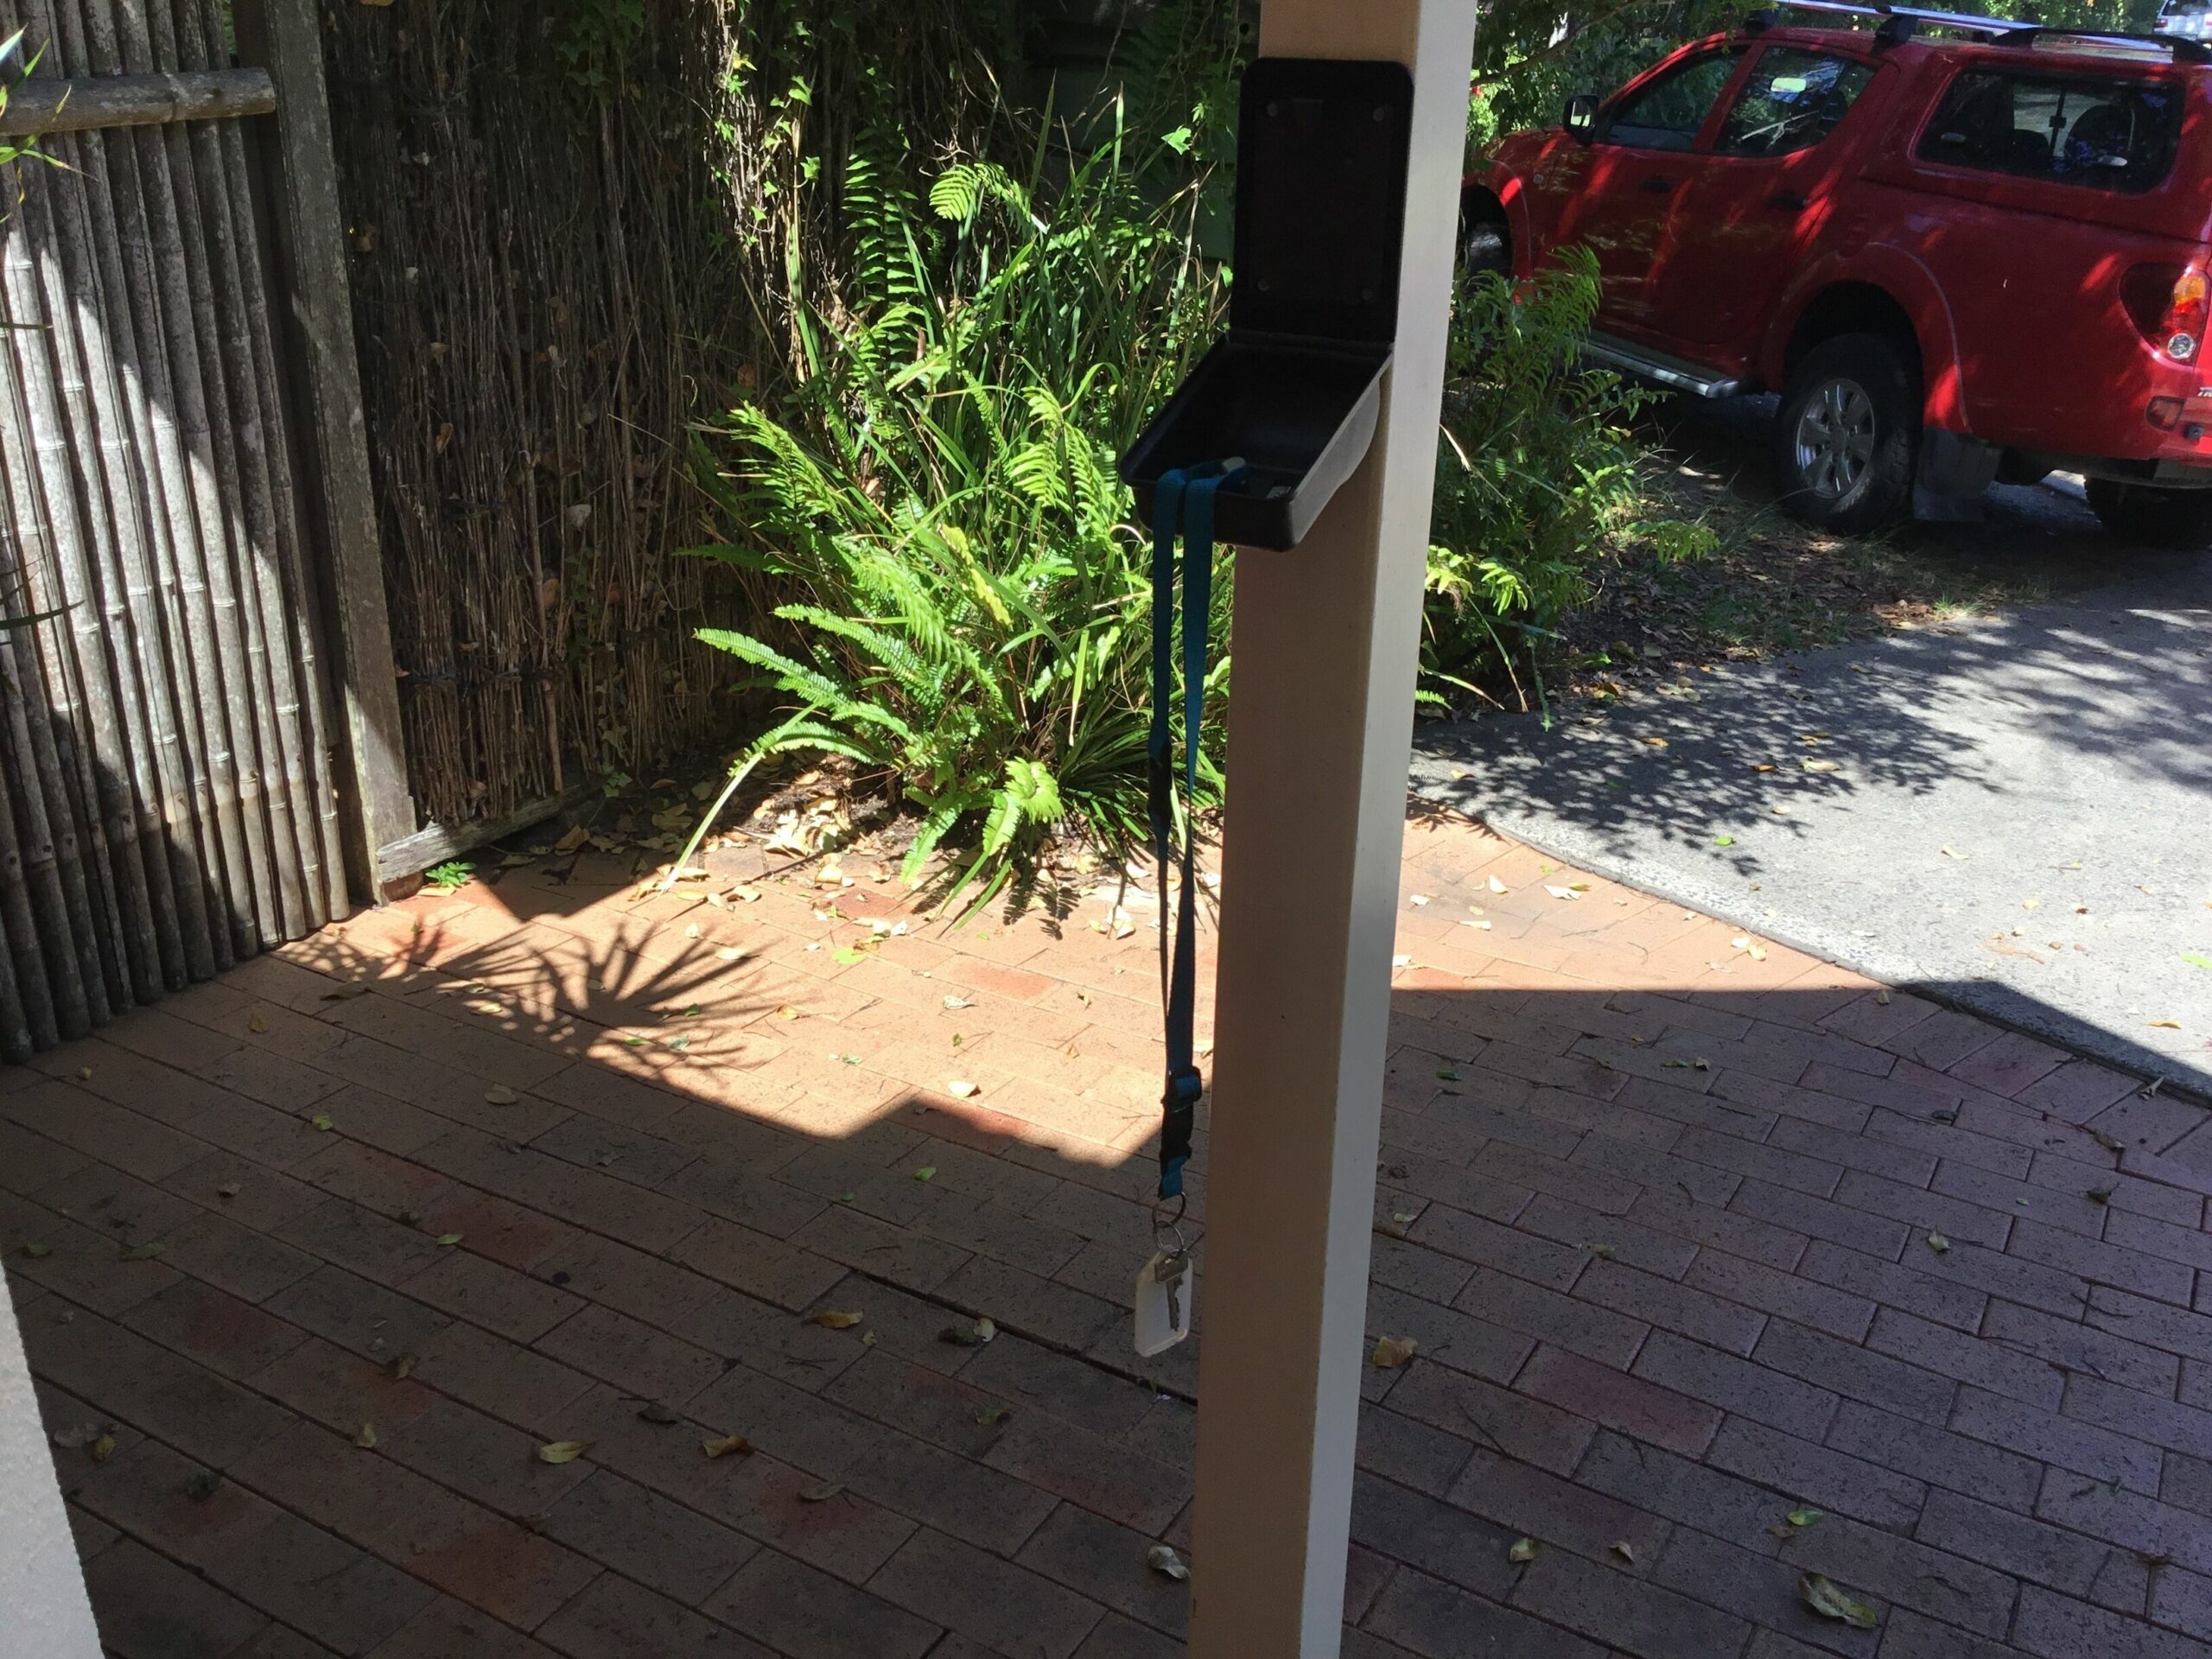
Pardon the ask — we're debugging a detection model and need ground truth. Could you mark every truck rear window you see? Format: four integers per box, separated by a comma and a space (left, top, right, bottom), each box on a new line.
1916, 68, 2182, 193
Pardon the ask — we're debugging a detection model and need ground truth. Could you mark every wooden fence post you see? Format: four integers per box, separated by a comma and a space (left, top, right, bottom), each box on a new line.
230, 0, 414, 906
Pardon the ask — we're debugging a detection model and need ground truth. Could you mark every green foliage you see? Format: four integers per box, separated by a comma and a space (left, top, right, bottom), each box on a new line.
423, 860, 476, 893
550, 0, 648, 93
690, 120, 1226, 909
1, 29, 54, 197
1423, 251, 1714, 715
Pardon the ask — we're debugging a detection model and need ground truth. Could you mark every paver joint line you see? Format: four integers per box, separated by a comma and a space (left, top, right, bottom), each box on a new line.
5, 808, 2209, 1658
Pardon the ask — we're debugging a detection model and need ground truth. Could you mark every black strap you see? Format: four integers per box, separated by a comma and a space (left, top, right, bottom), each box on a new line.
1147, 462, 1240, 1200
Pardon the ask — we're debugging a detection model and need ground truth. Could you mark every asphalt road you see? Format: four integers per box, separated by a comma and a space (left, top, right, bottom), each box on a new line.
1408, 493, 2212, 1098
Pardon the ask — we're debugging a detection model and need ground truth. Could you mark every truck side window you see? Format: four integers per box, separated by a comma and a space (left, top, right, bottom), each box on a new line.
1916, 68, 2182, 193
1604, 50, 1746, 151
1715, 48, 1876, 156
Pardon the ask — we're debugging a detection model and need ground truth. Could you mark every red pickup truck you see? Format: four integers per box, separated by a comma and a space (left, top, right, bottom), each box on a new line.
1463, 2, 2212, 543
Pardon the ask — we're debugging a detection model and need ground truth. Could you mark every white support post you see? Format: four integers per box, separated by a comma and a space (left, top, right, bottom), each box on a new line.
1186, 3, 1478, 1656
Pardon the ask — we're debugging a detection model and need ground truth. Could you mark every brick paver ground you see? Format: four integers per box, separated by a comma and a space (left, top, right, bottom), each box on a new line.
6, 806, 2211, 1659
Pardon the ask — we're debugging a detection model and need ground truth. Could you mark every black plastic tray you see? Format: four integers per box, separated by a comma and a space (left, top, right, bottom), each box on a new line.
1117, 56, 1413, 553
1122, 337, 1389, 552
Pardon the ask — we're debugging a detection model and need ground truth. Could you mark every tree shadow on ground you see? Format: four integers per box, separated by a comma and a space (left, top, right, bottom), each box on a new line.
1414, 574, 2212, 882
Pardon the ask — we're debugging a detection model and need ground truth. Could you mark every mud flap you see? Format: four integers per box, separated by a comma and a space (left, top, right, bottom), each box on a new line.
1913, 429, 2002, 522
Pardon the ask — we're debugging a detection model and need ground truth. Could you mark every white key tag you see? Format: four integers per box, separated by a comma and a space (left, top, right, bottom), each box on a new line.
1135, 1247, 1193, 1357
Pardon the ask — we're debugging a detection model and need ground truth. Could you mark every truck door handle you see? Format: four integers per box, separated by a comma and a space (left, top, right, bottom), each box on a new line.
1765, 190, 1808, 210
1640, 176, 1677, 193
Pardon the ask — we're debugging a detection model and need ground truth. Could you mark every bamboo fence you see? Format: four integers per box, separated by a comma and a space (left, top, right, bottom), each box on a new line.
316, 1, 1020, 835
320, 6, 747, 831
0, 0, 343, 1060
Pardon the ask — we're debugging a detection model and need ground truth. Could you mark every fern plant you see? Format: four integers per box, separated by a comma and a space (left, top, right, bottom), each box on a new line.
1422, 249, 1713, 716
690, 118, 1227, 909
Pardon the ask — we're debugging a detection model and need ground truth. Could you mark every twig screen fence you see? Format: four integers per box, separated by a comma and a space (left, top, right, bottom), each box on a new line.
0, 0, 382, 1061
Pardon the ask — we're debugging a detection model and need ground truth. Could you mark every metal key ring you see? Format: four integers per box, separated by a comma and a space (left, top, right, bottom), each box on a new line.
1151, 1192, 1188, 1254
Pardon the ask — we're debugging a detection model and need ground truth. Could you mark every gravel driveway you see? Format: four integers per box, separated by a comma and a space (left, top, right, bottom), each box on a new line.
1409, 524, 2212, 1098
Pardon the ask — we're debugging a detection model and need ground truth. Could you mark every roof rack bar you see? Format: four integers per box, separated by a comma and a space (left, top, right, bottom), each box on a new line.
1750, 0, 2212, 58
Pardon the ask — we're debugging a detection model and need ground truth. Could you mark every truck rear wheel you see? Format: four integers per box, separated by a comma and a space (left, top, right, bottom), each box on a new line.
1459, 200, 1508, 294
1773, 334, 1918, 532
2085, 479, 2212, 548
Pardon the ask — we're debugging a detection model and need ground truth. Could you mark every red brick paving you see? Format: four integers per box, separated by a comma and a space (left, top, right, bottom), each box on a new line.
5, 807, 2211, 1657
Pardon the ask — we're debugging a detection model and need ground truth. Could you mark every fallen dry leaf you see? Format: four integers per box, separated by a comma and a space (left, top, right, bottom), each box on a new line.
942, 995, 976, 1010
354, 1422, 378, 1449
1487, 875, 1509, 894
1939, 846, 1968, 861
1925, 1232, 1950, 1254
2148, 1019, 2182, 1030
553, 824, 592, 855
1610, 1541, 1637, 1565
322, 981, 371, 1001
485, 1084, 518, 1106
388, 1354, 416, 1380
247, 1008, 270, 1034
799, 1480, 846, 1503
976, 1404, 1011, 1427
1800, 1573, 1878, 1629
636, 1402, 681, 1425
217, 1182, 241, 1200
1509, 1537, 1539, 1565
436, 1233, 461, 1247
536, 1440, 588, 1465
805, 1310, 864, 1330
912, 1166, 937, 1183
1783, 1508, 1824, 1534
701, 1433, 754, 1459
309, 1114, 334, 1132
1543, 885, 1583, 902
89, 1433, 116, 1463
119, 1242, 165, 1262
1147, 1543, 1191, 1581
946, 1081, 980, 1099
1371, 1335, 1418, 1369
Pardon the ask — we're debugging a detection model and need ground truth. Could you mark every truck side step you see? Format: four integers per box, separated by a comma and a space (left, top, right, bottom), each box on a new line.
1580, 333, 1745, 399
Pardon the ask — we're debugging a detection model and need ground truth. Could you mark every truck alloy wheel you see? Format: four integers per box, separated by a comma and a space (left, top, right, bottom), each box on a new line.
1792, 378, 1878, 505
1772, 333, 1918, 531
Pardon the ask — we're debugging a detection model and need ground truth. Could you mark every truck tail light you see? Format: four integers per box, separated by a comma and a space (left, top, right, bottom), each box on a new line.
2123, 263, 2209, 362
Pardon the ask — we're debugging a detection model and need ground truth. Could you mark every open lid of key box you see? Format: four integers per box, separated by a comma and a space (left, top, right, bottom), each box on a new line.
1119, 56, 1415, 550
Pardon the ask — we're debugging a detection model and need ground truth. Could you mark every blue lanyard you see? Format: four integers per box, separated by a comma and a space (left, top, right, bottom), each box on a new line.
1147, 461, 1243, 1201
